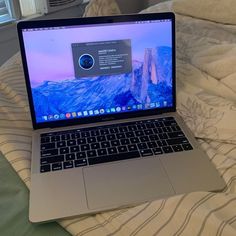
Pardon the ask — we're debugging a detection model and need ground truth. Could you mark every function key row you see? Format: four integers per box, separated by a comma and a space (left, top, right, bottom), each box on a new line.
41, 117, 177, 138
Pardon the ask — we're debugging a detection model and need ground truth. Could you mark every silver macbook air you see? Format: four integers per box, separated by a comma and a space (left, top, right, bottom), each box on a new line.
17, 12, 225, 223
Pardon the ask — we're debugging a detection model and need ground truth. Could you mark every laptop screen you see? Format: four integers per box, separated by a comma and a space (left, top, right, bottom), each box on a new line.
18, 13, 175, 128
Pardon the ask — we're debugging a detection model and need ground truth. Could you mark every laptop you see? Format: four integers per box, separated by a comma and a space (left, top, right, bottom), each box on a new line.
17, 12, 225, 223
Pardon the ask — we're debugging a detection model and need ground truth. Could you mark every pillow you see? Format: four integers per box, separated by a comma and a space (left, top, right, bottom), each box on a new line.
172, 0, 236, 24
83, 0, 121, 17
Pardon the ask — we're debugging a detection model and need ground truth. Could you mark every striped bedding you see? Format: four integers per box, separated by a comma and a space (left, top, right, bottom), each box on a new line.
1, 1, 236, 235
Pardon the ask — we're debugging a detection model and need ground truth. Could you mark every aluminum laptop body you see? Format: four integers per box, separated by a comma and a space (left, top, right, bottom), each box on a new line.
17, 12, 225, 223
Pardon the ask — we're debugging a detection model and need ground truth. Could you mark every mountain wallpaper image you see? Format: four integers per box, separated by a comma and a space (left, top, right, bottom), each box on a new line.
32, 46, 172, 121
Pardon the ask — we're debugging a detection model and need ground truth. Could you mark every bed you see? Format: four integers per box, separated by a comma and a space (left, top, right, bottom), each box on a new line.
0, 0, 236, 235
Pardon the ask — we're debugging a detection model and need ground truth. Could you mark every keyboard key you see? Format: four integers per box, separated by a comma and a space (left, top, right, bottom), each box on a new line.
41, 137, 50, 143
41, 143, 55, 150
41, 149, 58, 157
119, 126, 128, 132
167, 138, 189, 145
61, 134, 71, 140
87, 137, 96, 143
87, 150, 97, 158
70, 146, 80, 153
128, 125, 137, 131
182, 143, 193, 151
40, 164, 51, 173
91, 130, 100, 136
77, 138, 86, 145
153, 148, 163, 155
144, 129, 153, 135
146, 123, 155, 128
100, 129, 109, 135
66, 153, 75, 161
97, 149, 107, 156
126, 132, 135, 138
167, 131, 185, 138
107, 134, 116, 140
108, 147, 118, 155
71, 133, 81, 139
91, 143, 100, 149
149, 134, 159, 141
138, 143, 148, 150
64, 161, 74, 169
135, 130, 144, 136
140, 136, 149, 142
140, 149, 153, 157
57, 141, 66, 148
155, 122, 164, 128
163, 120, 177, 126
130, 137, 139, 144
60, 147, 69, 154
156, 140, 167, 147
163, 127, 172, 132
120, 139, 130, 145
147, 142, 157, 148
81, 144, 90, 151
110, 127, 118, 133
128, 144, 138, 151
111, 140, 120, 146
162, 146, 173, 153
41, 155, 64, 165
75, 159, 87, 167
52, 162, 62, 171
172, 126, 181, 131
97, 136, 106, 142
136, 124, 146, 130
67, 140, 77, 146
76, 152, 86, 159
81, 131, 90, 138
159, 133, 168, 140
172, 145, 183, 152
88, 151, 140, 165
101, 141, 110, 148
51, 136, 60, 142
116, 133, 125, 139
117, 146, 128, 153
156, 128, 164, 133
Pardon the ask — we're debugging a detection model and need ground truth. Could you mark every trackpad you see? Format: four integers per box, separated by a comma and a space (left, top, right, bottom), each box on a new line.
83, 158, 174, 210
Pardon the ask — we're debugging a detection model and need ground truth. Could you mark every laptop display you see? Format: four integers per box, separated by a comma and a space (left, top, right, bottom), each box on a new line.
21, 18, 173, 125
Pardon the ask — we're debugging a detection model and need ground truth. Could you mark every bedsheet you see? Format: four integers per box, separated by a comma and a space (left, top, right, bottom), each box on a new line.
0, 1, 236, 235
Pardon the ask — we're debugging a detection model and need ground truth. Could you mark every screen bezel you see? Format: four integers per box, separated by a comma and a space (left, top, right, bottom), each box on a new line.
17, 12, 176, 130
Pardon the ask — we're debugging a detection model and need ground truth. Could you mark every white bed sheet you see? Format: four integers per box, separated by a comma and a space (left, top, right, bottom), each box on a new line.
0, 1, 236, 235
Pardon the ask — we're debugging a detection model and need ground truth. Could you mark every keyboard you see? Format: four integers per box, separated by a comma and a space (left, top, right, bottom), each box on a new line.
40, 117, 193, 173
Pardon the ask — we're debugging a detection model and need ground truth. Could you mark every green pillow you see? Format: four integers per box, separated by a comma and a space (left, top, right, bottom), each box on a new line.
0, 152, 71, 236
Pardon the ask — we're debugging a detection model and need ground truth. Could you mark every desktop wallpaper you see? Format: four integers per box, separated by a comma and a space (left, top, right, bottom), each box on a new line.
23, 21, 173, 123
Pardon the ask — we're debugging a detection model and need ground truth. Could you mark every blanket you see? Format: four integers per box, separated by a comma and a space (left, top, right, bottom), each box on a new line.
0, 1, 236, 235
172, 0, 236, 24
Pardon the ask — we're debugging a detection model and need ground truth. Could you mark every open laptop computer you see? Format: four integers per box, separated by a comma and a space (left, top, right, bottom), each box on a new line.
17, 12, 225, 223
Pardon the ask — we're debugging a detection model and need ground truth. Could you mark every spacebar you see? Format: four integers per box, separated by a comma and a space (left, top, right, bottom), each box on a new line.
88, 151, 140, 165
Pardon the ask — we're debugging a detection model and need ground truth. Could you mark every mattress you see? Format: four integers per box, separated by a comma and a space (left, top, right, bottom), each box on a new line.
0, 1, 236, 235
